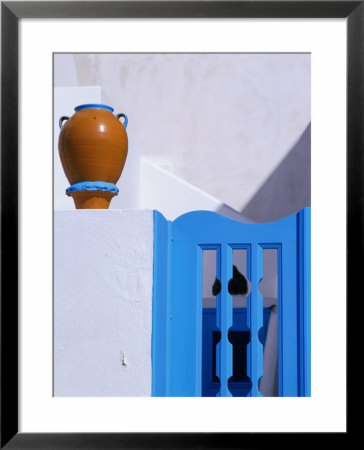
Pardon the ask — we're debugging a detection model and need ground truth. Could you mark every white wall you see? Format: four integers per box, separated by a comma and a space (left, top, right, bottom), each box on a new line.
54, 86, 253, 222
54, 53, 310, 221
72, 53, 311, 217
140, 156, 222, 220
54, 54, 78, 87
54, 210, 153, 396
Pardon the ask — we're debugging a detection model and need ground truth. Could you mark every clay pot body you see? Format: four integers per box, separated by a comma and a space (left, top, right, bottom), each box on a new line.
58, 104, 128, 209
71, 190, 116, 209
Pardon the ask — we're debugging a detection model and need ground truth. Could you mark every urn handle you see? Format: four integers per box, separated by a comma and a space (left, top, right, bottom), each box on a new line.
59, 116, 69, 129
116, 113, 128, 130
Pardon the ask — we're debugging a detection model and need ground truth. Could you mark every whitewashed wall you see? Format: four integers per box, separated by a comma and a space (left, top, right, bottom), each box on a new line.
54, 53, 310, 221
54, 210, 154, 396
54, 86, 254, 222
71, 53, 311, 219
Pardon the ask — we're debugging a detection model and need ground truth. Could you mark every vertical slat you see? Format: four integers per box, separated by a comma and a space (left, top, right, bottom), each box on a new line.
277, 244, 284, 397
247, 244, 263, 397
194, 245, 204, 394
298, 207, 311, 396
280, 238, 299, 396
303, 209, 311, 397
216, 245, 233, 396
152, 210, 172, 396
170, 240, 202, 396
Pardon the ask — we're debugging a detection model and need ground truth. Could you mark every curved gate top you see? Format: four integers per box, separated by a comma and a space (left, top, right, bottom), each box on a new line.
152, 208, 310, 397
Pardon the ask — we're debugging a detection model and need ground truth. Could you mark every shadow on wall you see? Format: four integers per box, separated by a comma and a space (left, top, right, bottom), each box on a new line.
216, 203, 256, 224
241, 123, 311, 223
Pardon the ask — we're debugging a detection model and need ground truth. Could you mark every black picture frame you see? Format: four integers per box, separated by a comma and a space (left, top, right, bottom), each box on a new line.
1, 1, 356, 448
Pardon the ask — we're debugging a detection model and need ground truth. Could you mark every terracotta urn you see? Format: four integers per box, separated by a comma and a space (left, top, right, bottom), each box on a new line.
58, 103, 128, 209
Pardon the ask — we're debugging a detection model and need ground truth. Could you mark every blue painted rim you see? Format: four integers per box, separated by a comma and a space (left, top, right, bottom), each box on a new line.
66, 181, 119, 196
74, 104, 114, 112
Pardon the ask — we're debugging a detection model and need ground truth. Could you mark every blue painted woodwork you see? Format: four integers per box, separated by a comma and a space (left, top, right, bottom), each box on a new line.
152, 208, 311, 397
202, 308, 271, 397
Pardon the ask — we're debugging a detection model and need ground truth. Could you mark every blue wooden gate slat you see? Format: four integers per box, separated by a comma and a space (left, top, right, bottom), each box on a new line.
247, 244, 264, 397
216, 245, 233, 397
152, 210, 171, 396
298, 208, 311, 396
170, 241, 203, 396
280, 239, 299, 396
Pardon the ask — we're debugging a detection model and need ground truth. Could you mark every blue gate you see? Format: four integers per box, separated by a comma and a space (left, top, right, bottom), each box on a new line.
152, 208, 310, 397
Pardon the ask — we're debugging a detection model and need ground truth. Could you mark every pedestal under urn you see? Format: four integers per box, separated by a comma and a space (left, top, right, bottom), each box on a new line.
58, 103, 128, 209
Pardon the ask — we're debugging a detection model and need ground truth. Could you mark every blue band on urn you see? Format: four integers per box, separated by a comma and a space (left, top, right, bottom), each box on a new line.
66, 181, 119, 196
74, 104, 114, 112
